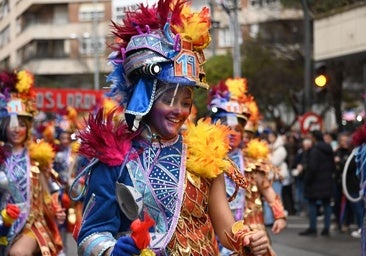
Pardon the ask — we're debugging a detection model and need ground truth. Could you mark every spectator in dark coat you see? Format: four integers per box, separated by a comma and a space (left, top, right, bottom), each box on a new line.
299, 130, 336, 236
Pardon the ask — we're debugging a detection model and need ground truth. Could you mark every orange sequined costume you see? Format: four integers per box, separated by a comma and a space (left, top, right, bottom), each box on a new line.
240, 146, 286, 256
167, 172, 219, 255
18, 165, 63, 256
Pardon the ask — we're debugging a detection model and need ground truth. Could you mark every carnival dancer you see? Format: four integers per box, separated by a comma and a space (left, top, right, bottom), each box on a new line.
0, 69, 65, 256
72, 1, 270, 255
346, 123, 366, 255
0, 143, 20, 256
208, 78, 287, 256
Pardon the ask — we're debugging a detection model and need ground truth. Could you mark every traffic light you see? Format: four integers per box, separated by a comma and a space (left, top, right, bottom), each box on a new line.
313, 63, 328, 103
314, 64, 328, 88
315, 74, 327, 87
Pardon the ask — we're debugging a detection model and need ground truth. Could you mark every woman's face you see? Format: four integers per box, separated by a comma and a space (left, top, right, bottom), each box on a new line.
147, 86, 193, 140
228, 125, 243, 149
6, 119, 28, 147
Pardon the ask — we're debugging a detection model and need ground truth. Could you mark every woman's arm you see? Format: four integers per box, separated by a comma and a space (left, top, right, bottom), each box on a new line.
208, 174, 235, 248
257, 173, 287, 234
77, 162, 130, 256
209, 174, 270, 255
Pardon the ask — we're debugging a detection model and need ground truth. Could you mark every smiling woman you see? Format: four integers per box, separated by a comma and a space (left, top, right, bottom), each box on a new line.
72, 0, 270, 255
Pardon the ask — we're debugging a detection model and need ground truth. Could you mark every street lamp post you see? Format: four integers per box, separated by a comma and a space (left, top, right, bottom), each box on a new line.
221, 0, 241, 78
301, 0, 312, 113
92, 0, 100, 91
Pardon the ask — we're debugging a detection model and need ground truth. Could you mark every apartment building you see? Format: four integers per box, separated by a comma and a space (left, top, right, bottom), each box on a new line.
0, 0, 303, 91
0, 0, 115, 90
208, 0, 303, 57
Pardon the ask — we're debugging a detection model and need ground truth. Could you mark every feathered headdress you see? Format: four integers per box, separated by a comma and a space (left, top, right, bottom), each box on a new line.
208, 78, 251, 126
0, 69, 36, 122
107, 0, 211, 131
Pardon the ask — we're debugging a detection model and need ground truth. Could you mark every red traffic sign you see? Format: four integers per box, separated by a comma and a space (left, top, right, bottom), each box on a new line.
299, 112, 323, 134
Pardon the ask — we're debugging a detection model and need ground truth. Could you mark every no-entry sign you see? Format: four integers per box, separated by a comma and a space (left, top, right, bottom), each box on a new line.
300, 112, 323, 134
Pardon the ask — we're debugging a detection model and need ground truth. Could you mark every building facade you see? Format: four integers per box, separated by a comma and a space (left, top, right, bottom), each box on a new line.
0, 0, 113, 90
0, 0, 303, 92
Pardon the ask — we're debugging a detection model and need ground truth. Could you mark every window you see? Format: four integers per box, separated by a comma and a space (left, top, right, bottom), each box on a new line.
79, 3, 104, 22
79, 37, 105, 55
218, 27, 242, 48
113, 4, 138, 22
250, 0, 279, 7
54, 5, 68, 25
35, 40, 67, 58
218, 27, 233, 48
0, 0, 9, 20
0, 26, 10, 48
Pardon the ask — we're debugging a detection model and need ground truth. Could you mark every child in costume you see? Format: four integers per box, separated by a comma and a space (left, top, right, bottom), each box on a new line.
208, 78, 287, 256
72, 1, 270, 255
0, 69, 65, 256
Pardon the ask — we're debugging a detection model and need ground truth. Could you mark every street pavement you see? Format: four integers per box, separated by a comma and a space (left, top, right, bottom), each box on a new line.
271, 215, 361, 256
63, 215, 362, 256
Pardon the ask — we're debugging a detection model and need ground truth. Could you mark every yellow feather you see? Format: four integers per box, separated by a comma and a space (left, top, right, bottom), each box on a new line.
245, 139, 269, 160
28, 141, 55, 171
172, 3, 211, 51
16, 70, 34, 94
225, 78, 248, 101
183, 118, 232, 178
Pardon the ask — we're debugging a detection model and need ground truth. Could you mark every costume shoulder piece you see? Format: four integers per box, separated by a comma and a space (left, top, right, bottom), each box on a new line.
183, 118, 232, 179
77, 108, 138, 166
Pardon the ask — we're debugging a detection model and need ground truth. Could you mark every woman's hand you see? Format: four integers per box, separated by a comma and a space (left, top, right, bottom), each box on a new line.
272, 218, 286, 234
244, 230, 270, 256
111, 236, 140, 256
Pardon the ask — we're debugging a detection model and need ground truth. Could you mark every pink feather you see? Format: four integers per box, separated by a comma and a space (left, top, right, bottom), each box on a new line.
352, 123, 366, 147
77, 108, 137, 166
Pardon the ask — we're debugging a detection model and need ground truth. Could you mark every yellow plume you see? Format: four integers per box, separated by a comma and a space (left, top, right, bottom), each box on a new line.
28, 141, 55, 171
244, 139, 269, 160
225, 78, 248, 101
16, 70, 34, 94
183, 118, 231, 178
172, 3, 211, 51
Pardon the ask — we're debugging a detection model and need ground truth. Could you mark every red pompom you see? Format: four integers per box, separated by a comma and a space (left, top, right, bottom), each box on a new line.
5, 204, 20, 219
130, 212, 155, 250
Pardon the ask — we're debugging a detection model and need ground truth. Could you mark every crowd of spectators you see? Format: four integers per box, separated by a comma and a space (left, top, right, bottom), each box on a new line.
260, 127, 364, 239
